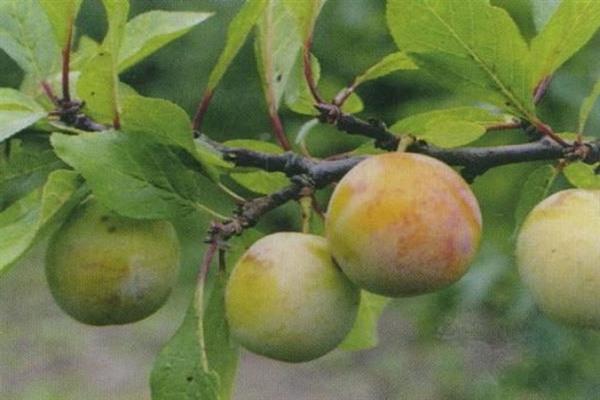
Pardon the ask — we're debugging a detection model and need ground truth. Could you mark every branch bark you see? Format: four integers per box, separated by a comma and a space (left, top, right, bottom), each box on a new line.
202, 107, 600, 245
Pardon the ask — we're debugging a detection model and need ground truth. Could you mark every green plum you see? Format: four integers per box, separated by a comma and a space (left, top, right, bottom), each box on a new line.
225, 232, 360, 362
516, 189, 600, 329
46, 198, 180, 325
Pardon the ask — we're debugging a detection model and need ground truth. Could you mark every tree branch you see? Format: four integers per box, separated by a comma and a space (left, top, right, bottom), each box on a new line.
202, 109, 600, 246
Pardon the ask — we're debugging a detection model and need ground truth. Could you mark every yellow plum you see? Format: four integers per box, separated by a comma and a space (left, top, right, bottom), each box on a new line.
326, 152, 482, 297
225, 232, 360, 362
516, 189, 600, 329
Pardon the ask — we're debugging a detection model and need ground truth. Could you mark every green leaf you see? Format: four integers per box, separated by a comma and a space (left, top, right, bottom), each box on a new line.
39, 0, 83, 49
203, 271, 240, 400
563, 162, 600, 190
353, 52, 417, 87
51, 131, 225, 220
339, 291, 389, 351
0, 137, 66, 209
72, 36, 101, 69
119, 10, 213, 72
120, 94, 196, 152
387, 0, 534, 118
284, 53, 321, 115
151, 249, 244, 400
224, 140, 290, 195
120, 94, 226, 181
390, 107, 514, 147
78, 0, 129, 124
150, 300, 220, 400
206, 0, 268, 92
578, 78, 600, 134
283, 0, 327, 40
514, 164, 558, 234
255, 0, 302, 110
531, 0, 561, 31
0, 0, 60, 82
76, 51, 118, 124
101, 0, 129, 56
0, 169, 87, 276
0, 88, 46, 141
531, 0, 600, 86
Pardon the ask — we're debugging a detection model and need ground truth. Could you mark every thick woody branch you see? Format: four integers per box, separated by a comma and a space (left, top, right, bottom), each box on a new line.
203, 111, 600, 246
217, 137, 599, 182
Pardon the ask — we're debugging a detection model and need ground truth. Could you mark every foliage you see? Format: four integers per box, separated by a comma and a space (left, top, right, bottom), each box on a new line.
1, 0, 599, 399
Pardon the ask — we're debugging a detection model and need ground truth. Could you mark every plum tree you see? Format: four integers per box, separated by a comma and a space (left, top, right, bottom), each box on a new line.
45, 198, 180, 326
326, 152, 482, 297
225, 232, 360, 362
516, 189, 600, 329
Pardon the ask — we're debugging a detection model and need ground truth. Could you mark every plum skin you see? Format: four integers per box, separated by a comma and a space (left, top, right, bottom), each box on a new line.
45, 198, 180, 326
225, 232, 360, 363
516, 189, 600, 329
326, 152, 482, 297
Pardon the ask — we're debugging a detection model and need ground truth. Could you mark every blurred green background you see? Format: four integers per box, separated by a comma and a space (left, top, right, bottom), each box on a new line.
1, 0, 600, 399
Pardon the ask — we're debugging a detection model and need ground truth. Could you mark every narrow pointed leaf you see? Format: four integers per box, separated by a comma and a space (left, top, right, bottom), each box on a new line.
284, 53, 321, 115
119, 11, 213, 72
39, 0, 83, 49
206, 0, 268, 92
390, 107, 515, 147
102, 0, 129, 56
283, 0, 327, 40
255, 0, 302, 110
578, 78, 600, 134
531, 0, 600, 86
354, 52, 417, 87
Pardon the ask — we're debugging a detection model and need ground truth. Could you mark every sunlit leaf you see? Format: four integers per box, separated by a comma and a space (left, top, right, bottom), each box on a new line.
39, 0, 83, 49
119, 11, 213, 72
206, 0, 268, 92
563, 162, 600, 190
531, 0, 600, 86
387, 0, 534, 118
353, 52, 417, 87
390, 107, 514, 147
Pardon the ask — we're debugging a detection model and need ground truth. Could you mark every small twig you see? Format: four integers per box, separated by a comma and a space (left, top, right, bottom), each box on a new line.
41, 81, 59, 106
533, 119, 569, 147
61, 23, 74, 102
192, 90, 215, 134
533, 76, 552, 105
269, 110, 292, 150
303, 36, 324, 104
